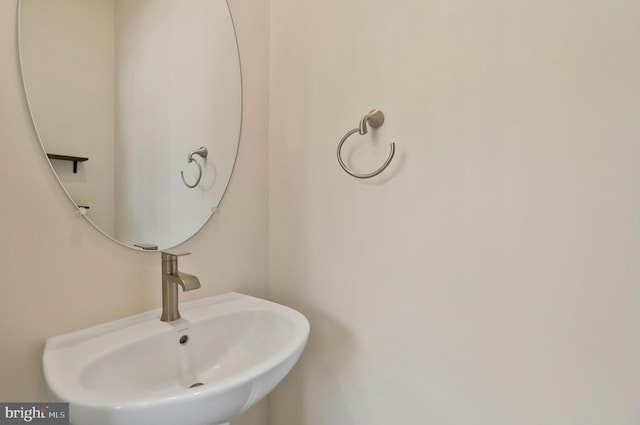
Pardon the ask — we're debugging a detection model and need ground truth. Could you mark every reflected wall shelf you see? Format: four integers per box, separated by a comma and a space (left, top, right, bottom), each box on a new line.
47, 154, 88, 173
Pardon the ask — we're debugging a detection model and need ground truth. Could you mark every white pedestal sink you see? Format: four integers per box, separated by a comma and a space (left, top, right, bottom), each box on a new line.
43, 293, 309, 425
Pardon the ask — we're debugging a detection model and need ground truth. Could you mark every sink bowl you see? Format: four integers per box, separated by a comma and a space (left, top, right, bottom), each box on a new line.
43, 293, 309, 425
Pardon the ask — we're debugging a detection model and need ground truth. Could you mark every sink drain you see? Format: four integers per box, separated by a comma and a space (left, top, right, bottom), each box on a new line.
189, 382, 205, 388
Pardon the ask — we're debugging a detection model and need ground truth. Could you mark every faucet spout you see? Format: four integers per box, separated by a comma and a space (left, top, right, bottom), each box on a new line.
160, 252, 201, 322
170, 272, 201, 291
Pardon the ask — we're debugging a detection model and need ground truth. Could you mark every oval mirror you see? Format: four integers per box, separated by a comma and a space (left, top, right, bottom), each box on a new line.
18, 0, 242, 250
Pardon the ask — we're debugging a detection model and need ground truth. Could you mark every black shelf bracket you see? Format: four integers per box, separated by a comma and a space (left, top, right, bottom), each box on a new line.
47, 154, 89, 173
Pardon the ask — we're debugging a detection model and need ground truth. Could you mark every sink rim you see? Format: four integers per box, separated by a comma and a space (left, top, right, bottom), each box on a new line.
43, 292, 310, 410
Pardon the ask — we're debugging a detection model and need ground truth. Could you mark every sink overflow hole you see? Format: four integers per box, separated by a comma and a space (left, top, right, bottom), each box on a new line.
179, 335, 189, 345
189, 382, 204, 388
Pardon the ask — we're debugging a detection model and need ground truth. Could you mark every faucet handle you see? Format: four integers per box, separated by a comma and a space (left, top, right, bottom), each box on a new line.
161, 251, 191, 261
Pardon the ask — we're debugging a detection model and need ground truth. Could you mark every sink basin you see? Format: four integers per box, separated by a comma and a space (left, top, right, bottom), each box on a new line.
43, 292, 309, 425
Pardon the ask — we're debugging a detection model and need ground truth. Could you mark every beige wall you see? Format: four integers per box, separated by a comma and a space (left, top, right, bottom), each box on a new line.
5, 0, 640, 424
0, 1, 269, 424
268, 0, 640, 424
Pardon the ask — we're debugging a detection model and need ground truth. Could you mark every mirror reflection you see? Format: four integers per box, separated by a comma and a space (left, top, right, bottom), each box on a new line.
19, 0, 242, 249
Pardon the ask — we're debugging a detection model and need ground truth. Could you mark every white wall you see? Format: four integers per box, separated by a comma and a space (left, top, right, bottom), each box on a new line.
268, 1, 640, 424
0, 1, 269, 424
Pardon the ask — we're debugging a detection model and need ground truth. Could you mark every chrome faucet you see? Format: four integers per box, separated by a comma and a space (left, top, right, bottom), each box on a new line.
161, 251, 201, 322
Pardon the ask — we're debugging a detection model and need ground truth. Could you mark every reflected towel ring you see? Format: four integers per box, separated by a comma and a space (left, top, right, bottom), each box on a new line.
337, 109, 396, 179
181, 146, 208, 188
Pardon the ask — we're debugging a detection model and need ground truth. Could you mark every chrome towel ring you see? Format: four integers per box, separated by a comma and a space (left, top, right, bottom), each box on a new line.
337, 109, 395, 179
180, 146, 208, 188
